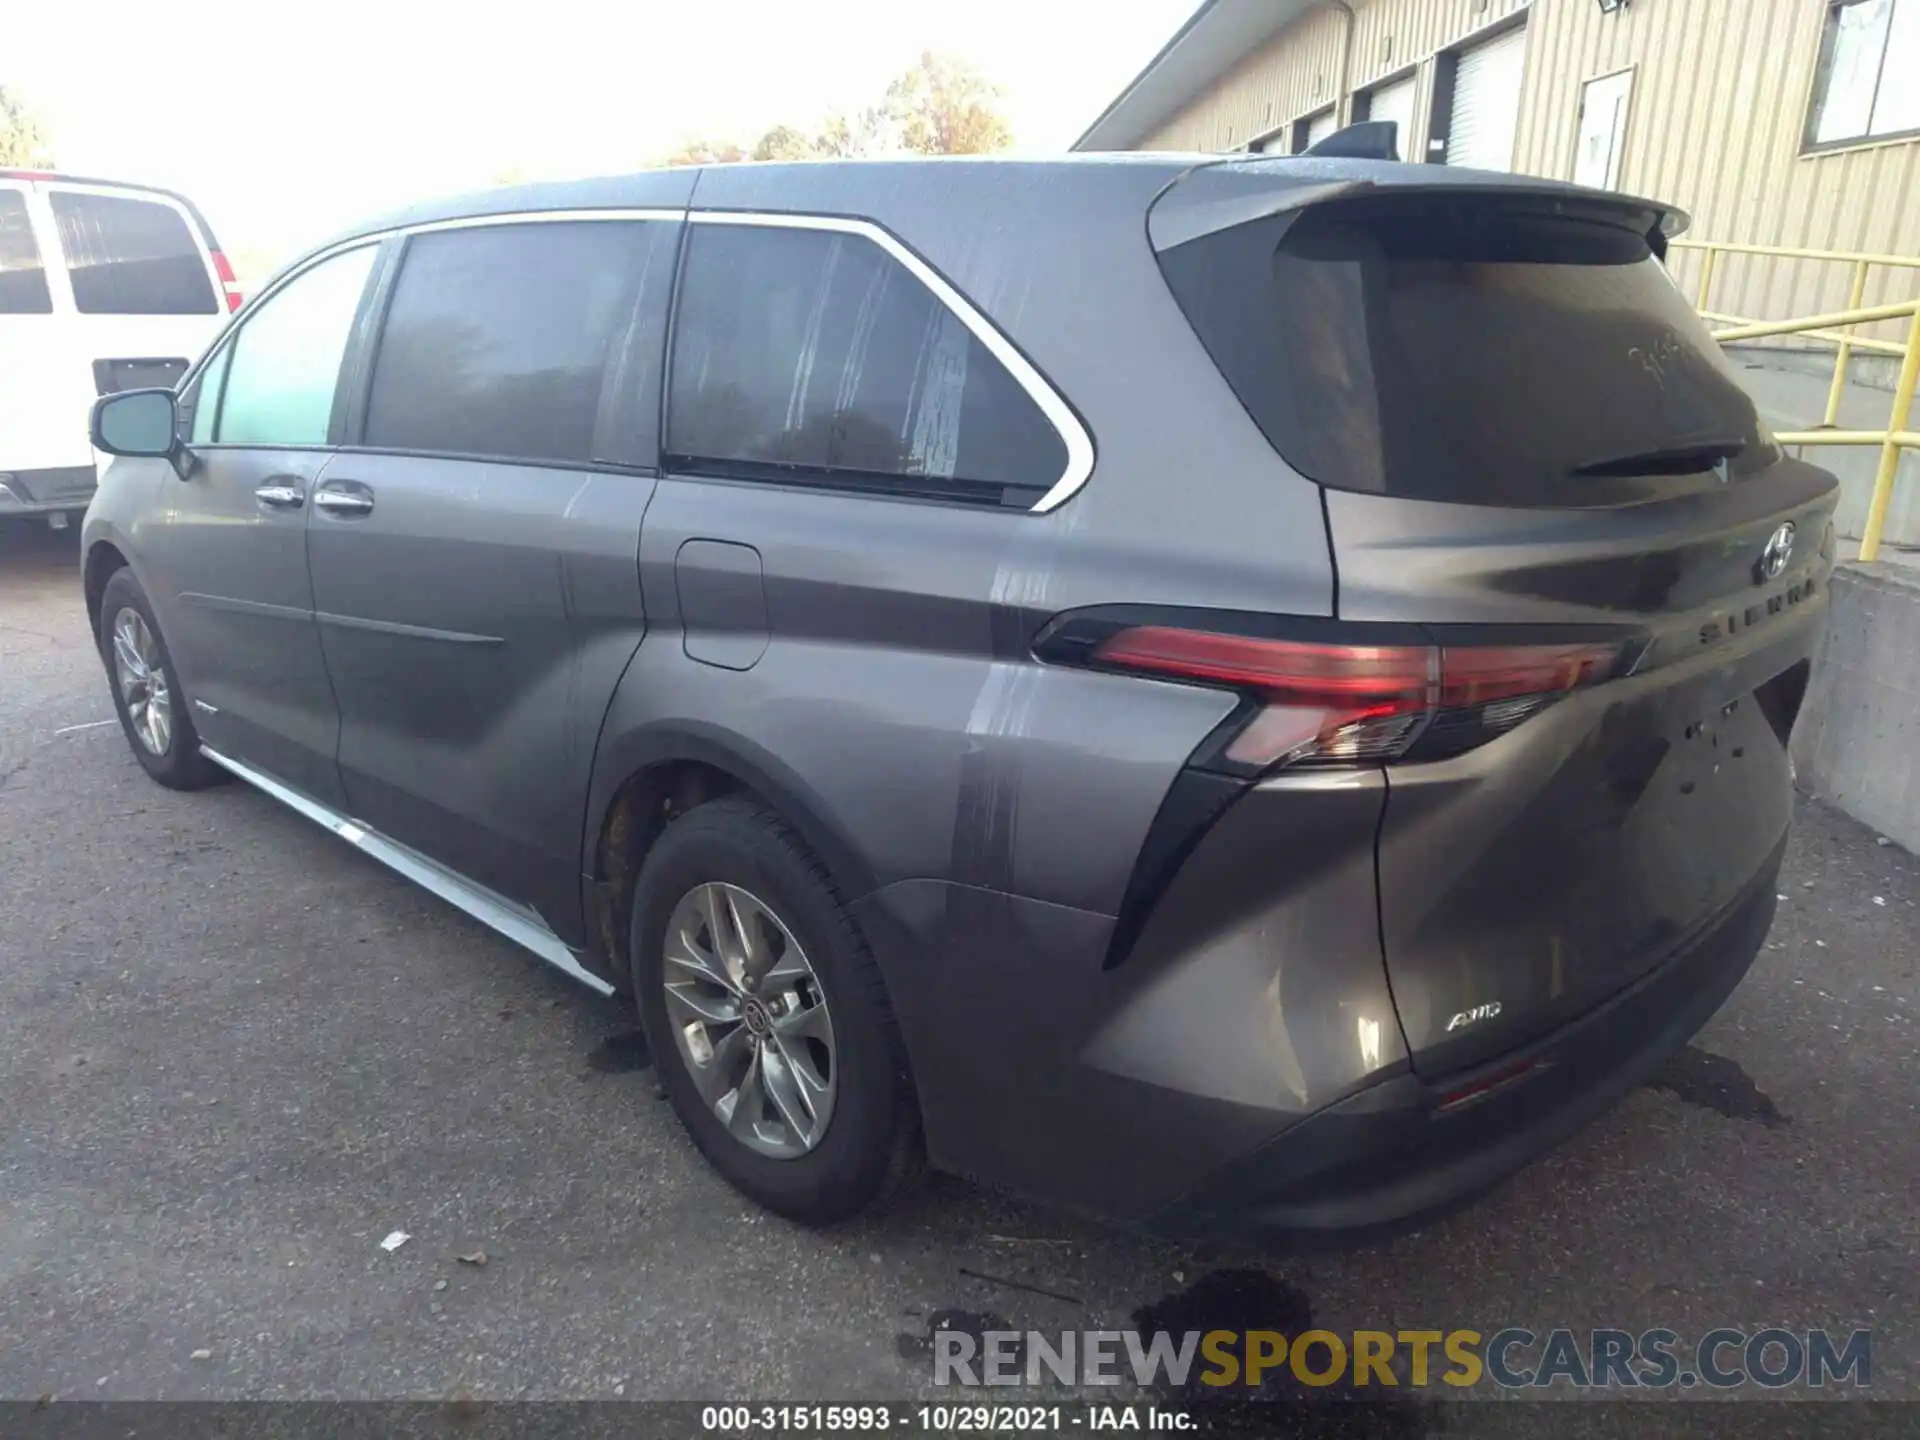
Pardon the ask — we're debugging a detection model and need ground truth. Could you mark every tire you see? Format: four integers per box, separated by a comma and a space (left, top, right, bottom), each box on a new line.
630, 796, 921, 1223
96, 567, 222, 790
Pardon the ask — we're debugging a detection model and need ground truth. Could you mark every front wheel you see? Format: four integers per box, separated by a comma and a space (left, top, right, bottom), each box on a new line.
630, 796, 920, 1223
97, 567, 221, 790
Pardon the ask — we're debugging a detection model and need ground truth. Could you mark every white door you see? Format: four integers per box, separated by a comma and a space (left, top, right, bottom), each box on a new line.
1447, 25, 1528, 171
1574, 69, 1634, 190
1305, 108, 1339, 150
1366, 75, 1420, 159
0, 182, 77, 478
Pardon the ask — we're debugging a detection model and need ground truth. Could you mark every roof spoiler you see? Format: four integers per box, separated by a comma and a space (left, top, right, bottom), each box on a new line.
1304, 121, 1400, 162
1149, 159, 1688, 258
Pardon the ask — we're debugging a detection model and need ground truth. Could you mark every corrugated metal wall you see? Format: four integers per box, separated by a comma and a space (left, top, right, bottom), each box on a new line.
1136, 0, 1920, 342
1141, 5, 1354, 151
1519, 0, 1920, 344
1141, 0, 1530, 155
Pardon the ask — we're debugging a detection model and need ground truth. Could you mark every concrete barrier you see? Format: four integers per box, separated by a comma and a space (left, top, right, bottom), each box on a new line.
1791, 561, 1920, 851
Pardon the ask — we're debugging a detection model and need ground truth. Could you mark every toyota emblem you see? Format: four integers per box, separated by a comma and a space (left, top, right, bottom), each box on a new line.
1756, 522, 1796, 584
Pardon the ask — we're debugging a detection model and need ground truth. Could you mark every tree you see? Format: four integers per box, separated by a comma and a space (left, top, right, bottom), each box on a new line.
0, 84, 54, 168
810, 106, 892, 159
653, 52, 1013, 168
661, 138, 747, 168
750, 125, 825, 162
880, 51, 1013, 156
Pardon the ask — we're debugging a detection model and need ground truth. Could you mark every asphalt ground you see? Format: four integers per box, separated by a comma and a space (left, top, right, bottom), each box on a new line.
1, 519, 1915, 1407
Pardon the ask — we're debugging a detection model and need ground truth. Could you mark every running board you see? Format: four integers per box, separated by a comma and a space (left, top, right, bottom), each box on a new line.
200, 745, 615, 997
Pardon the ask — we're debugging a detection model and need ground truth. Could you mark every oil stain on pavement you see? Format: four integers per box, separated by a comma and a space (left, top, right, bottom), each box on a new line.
585, 1031, 652, 1074
1646, 1044, 1787, 1126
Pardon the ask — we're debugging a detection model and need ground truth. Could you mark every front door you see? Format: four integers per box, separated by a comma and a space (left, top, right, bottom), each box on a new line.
304, 217, 674, 938
139, 242, 382, 806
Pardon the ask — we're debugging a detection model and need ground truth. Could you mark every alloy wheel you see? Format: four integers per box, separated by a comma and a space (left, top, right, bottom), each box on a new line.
111, 608, 172, 757
661, 881, 837, 1159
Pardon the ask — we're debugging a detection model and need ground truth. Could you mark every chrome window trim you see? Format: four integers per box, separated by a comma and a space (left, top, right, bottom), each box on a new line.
209, 205, 1096, 513
402, 207, 687, 235
687, 209, 1096, 514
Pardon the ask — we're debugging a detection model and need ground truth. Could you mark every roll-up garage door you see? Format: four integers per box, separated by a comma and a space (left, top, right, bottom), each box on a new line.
1365, 74, 1419, 158
1304, 107, 1338, 149
1446, 26, 1526, 171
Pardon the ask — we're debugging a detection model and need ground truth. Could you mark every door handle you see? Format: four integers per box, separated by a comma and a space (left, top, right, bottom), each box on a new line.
313, 486, 374, 516
253, 482, 305, 508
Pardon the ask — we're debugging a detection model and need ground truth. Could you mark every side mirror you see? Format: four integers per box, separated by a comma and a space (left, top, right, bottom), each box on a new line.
92, 388, 182, 463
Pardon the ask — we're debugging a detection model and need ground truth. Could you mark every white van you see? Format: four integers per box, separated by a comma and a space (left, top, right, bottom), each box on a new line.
1, 171, 238, 526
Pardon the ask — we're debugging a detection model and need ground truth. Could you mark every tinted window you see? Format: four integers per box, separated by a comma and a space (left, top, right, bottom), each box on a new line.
49, 190, 218, 315
1158, 196, 1768, 507
0, 190, 51, 315
364, 222, 652, 463
667, 225, 1067, 506
218, 245, 377, 446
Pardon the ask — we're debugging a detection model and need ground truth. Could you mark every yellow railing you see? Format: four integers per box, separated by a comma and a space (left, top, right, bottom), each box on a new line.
1670, 238, 1920, 562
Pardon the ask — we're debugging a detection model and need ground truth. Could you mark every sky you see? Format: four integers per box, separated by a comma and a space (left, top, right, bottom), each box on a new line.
9, 0, 1194, 278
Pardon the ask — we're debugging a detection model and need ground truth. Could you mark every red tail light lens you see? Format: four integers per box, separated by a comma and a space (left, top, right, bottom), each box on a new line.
210, 250, 243, 312
1077, 624, 1629, 771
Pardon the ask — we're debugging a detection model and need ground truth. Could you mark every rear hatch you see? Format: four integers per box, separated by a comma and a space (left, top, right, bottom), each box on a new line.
1150, 160, 1838, 1076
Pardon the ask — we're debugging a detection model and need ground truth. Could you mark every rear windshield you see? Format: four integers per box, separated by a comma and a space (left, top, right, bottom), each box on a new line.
1156, 197, 1770, 506
49, 190, 218, 316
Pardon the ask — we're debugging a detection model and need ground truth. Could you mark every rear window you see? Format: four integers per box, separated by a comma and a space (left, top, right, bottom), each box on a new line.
0, 190, 51, 314
49, 190, 218, 316
1156, 197, 1770, 507
666, 223, 1068, 507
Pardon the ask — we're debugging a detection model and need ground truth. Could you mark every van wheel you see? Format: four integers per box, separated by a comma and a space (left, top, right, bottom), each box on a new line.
97, 568, 221, 790
630, 796, 921, 1223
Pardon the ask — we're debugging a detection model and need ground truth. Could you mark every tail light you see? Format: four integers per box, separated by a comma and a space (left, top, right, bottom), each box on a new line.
210, 250, 243, 312
1039, 615, 1637, 772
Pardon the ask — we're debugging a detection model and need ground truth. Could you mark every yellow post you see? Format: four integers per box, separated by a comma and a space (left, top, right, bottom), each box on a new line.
1824, 260, 1871, 427
1859, 303, 1920, 563
1695, 246, 1718, 312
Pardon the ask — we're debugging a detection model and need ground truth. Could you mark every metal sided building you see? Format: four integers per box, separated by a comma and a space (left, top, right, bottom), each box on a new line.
1074, 0, 1920, 338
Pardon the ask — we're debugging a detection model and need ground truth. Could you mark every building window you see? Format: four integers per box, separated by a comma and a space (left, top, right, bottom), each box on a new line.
1807, 0, 1920, 148
1291, 107, 1337, 154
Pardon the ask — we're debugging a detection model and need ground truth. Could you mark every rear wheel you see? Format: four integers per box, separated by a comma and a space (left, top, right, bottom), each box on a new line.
97, 568, 221, 790
630, 796, 920, 1223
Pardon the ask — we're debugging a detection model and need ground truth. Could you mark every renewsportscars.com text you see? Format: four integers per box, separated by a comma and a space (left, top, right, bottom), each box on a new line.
931, 1326, 1872, 1391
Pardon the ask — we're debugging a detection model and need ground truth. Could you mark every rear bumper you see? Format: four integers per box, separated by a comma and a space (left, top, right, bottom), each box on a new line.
0, 466, 96, 516
1149, 834, 1783, 1238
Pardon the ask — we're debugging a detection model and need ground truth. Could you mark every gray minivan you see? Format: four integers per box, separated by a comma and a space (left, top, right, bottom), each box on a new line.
82, 156, 1837, 1233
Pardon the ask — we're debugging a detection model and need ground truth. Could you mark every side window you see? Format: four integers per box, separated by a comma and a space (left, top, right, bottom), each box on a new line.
666, 224, 1069, 506
48, 190, 219, 315
188, 342, 233, 445
362, 221, 656, 464
0, 189, 52, 315
217, 245, 377, 447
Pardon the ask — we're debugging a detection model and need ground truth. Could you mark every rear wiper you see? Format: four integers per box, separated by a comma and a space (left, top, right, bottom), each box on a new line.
1572, 439, 1746, 478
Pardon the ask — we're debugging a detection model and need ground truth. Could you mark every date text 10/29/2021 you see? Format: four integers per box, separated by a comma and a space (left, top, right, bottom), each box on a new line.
702, 1406, 1192, 1432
